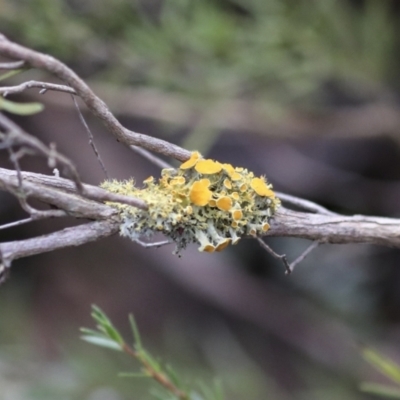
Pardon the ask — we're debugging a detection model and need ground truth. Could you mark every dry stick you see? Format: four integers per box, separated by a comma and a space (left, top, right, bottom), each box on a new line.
0, 80, 76, 96
275, 191, 338, 216
0, 112, 83, 190
0, 217, 35, 230
0, 34, 191, 162
130, 145, 173, 169
0, 220, 120, 267
0, 167, 148, 215
266, 207, 400, 248
257, 237, 320, 274
3, 167, 400, 249
0, 115, 147, 210
70, 93, 109, 179
6, 145, 62, 219
288, 241, 321, 273
4, 165, 400, 251
256, 238, 291, 274
0, 81, 174, 171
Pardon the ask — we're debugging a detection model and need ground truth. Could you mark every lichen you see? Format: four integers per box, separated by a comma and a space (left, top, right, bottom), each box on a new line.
101, 152, 280, 254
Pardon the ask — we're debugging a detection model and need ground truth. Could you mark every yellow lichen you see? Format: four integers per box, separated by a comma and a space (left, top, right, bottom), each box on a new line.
222, 163, 235, 176
262, 222, 270, 231
201, 244, 216, 253
215, 238, 231, 252
232, 209, 243, 220
208, 199, 217, 207
195, 159, 222, 174
230, 172, 242, 181
216, 196, 233, 211
101, 152, 280, 255
189, 179, 212, 206
170, 176, 186, 185
180, 151, 201, 169
250, 177, 275, 197
223, 178, 232, 190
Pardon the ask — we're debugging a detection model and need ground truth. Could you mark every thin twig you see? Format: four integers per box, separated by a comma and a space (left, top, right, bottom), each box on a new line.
0, 112, 83, 191
7, 145, 23, 188
71, 93, 109, 179
130, 145, 173, 169
288, 241, 321, 273
257, 237, 321, 274
256, 238, 291, 274
275, 192, 338, 216
0, 220, 120, 266
0, 80, 76, 96
0, 217, 34, 230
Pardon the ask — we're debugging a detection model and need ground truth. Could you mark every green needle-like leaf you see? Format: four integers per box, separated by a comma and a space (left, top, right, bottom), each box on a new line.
0, 97, 44, 115
362, 347, 400, 384
81, 335, 123, 351
360, 382, 400, 398
130, 313, 143, 350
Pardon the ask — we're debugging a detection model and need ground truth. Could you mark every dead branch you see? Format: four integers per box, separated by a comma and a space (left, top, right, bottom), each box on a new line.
0, 167, 147, 216
0, 80, 76, 96
1, 168, 400, 263
0, 220, 120, 267
267, 207, 400, 248
0, 34, 191, 162
0, 112, 83, 189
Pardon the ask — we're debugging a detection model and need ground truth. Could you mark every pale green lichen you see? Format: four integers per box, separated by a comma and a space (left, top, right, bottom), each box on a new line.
101, 151, 280, 254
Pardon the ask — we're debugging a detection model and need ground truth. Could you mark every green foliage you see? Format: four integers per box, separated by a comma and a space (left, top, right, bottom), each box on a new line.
81, 305, 224, 400
360, 347, 400, 398
1, 0, 397, 106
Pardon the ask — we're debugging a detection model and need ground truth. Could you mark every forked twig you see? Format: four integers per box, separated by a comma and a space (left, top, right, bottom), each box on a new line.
257, 237, 321, 274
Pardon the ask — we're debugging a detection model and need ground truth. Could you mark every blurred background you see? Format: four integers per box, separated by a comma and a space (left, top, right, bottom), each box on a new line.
2, 0, 400, 398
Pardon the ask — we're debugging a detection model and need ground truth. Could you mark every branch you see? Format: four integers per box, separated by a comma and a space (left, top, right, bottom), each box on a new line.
0, 220, 119, 266
267, 207, 400, 248
0, 112, 83, 190
1, 35, 399, 274
0, 167, 147, 217
0, 80, 76, 96
0, 34, 191, 162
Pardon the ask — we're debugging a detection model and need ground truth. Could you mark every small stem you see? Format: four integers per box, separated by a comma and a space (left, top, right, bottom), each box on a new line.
122, 343, 190, 400
257, 238, 321, 274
